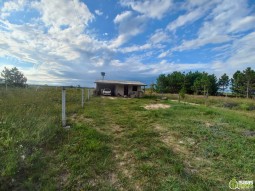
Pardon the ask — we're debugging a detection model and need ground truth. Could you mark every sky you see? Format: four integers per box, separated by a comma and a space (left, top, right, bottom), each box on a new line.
0, 0, 255, 87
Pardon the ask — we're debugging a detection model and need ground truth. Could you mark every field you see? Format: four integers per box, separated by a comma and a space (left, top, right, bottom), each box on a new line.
0, 87, 254, 190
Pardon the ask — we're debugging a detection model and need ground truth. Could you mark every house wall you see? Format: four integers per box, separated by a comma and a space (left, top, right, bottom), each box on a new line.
128, 85, 142, 92
115, 84, 124, 96
95, 83, 144, 97
118, 85, 142, 96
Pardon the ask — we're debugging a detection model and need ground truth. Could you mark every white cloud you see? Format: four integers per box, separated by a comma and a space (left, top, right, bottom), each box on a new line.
173, 35, 232, 52
0, 1, 116, 85
110, 60, 123, 67
227, 32, 255, 67
111, 11, 147, 48
120, 0, 173, 19
229, 15, 255, 33
95, 9, 103, 16
208, 31, 255, 76
119, 43, 151, 53
149, 29, 170, 44
32, 0, 94, 32
167, 8, 204, 31
166, 1, 220, 31
1, 0, 28, 18
0, 0, 254, 86
199, 0, 255, 38
113, 11, 132, 24
172, 0, 255, 52
158, 50, 171, 58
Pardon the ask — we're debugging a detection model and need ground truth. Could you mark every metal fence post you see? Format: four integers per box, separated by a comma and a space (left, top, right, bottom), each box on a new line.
88, 89, 90, 101
82, 88, 84, 108
62, 87, 66, 127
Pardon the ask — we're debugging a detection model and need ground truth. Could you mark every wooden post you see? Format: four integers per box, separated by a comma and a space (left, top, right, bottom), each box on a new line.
62, 87, 66, 127
81, 89, 84, 108
87, 89, 90, 101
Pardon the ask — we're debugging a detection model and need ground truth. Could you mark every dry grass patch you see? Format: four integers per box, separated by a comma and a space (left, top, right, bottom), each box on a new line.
144, 103, 170, 110
153, 124, 213, 177
205, 122, 214, 128
101, 96, 117, 99
69, 113, 94, 123
170, 99, 199, 106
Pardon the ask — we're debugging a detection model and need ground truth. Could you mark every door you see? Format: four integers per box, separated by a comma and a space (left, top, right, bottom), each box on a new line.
124, 85, 128, 96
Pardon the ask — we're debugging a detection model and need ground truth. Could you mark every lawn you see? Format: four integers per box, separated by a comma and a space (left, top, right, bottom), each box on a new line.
0, 88, 254, 190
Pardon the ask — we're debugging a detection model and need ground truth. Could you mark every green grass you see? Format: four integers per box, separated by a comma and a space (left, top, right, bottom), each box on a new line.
0, 88, 254, 190
153, 93, 255, 111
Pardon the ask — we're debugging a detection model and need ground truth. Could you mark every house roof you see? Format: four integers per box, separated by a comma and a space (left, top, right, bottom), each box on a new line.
95, 80, 146, 86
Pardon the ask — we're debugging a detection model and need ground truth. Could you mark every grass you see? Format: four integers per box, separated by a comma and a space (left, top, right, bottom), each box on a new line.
153, 93, 255, 111
0, 88, 254, 190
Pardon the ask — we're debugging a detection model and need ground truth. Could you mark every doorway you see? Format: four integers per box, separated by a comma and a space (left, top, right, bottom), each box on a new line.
124, 85, 128, 96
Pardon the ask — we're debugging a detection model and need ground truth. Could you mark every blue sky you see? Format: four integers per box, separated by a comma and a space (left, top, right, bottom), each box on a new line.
0, 0, 255, 86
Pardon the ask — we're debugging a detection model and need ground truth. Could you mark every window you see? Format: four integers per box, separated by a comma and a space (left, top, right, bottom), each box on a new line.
132, 86, 137, 91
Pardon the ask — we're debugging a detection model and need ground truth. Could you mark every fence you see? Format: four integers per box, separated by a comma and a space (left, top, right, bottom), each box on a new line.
61, 87, 93, 128
0, 86, 94, 128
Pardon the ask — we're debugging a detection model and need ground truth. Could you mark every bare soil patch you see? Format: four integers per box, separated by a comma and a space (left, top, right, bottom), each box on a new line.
101, 96, 117, 99
205, 122, 214, 128
243, 130, 255, 137
144, 104, 170, 110
170, 100, 199, 106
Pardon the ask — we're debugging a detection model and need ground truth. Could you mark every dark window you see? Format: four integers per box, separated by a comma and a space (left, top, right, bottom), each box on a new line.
132, 86, 138, 91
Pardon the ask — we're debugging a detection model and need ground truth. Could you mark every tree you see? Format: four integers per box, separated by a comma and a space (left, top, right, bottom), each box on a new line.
1, 67, 27, 87
185, 71, 203, 94
243, 67, 255, 98
101, 72, 105, 80
149, 83, 156, 96
166, 71, 185, 93
192, 78, 201, 95
156, 74, 168, 93
192, 72, 211, 96
179, 86, 186, 102
208, 74, 218, 95
231, 68, 255, 98
201, 73, 211, 96
218, 73, 229, 95
231, 70, 245, 97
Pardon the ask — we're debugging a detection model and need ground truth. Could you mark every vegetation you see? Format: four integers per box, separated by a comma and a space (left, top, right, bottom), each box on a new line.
218, 73, 230, 95
231, 67, 255, 98
0, 87, 254, 190
1, 67, 27, 87
156, 67, 255, 97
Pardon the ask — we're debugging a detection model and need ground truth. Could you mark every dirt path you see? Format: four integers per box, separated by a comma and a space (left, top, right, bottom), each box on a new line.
73, 98, 143, 190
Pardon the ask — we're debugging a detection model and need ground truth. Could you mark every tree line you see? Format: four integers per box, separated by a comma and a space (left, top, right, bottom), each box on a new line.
155, 67, 255, 98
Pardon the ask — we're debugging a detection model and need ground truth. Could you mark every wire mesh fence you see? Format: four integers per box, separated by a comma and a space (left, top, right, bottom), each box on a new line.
0, 86, 93, 122
0, 86, 94, 188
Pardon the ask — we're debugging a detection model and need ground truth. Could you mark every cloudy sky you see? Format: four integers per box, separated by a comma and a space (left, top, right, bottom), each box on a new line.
0, 0, 255, 86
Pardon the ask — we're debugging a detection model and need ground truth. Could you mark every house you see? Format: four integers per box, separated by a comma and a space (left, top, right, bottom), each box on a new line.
94, 80, 146, 97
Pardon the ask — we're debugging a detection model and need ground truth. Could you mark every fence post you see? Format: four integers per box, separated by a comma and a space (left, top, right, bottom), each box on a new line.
5, 77, 7, 91
62, 87, 66, 127
88, 89, 90, 101
82, 88, 84, 108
